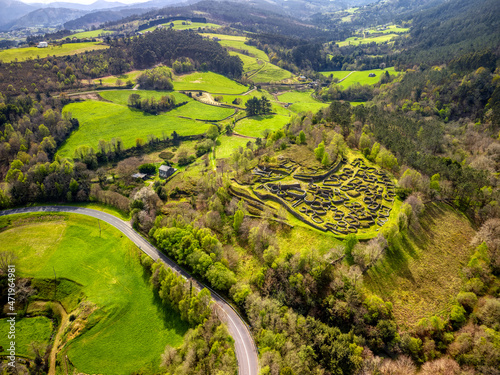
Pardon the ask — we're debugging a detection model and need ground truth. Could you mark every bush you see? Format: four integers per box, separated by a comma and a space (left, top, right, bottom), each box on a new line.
138, 163, 157, 174
457, 292, 478, 311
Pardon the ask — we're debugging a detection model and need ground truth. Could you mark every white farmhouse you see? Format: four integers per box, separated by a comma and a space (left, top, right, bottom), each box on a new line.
37, 41, 48, 48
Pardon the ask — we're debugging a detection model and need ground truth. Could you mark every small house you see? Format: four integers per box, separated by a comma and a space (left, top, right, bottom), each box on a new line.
368, 73, 376, 77
37, 41, 48, 48
131, 172, 147, 180
212, 36, 220, 41
159, 165, 177, 179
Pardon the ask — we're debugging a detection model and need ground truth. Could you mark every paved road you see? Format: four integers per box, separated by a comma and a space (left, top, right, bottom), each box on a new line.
0, 206, 259, 375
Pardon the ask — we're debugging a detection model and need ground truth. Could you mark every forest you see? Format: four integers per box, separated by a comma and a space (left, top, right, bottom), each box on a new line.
0, 0, 499, 374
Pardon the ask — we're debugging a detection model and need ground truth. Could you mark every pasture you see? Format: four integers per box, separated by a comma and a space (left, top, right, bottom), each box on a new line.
277, 90, 330, 114
59, 100, 209, 157
99, 89, 189, 106
68, 29, 113, 39
173, 71, 247, 94
0, 42, 108, 63
367, 25, 410, 34
0, 213, 188, 374
92, 70, 143, 86
0, 316, 53, 358
321, 67, 399, 88
250, 63, 293, 83
235, 114, 290, 138
218, 39, 269, 62
364, 203, 476, 330
142, 20, 221, 33
216, 135, 253, 159
337, 34, 399, 47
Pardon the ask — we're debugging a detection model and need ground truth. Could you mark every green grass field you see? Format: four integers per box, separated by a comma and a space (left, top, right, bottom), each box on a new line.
0, 214, 188, 374
229, 51, 263, 75
367, 25, 410, 34
364, 203, 476, 330
202, 33, 247, 41
218, 39, 269, 62
59, 100, 209, 157
320, 67, 399, 88
251, 63, 292, 83
216, 135, 253, 159
142, 20, 221, 33
278, 90, 330, 114
98, 89, 189, 106
92, 70, 143, 86
173, 71, 247, 94
0, 42, 108, 62
235, 114, 290, 138
0, 316, 53, 358
320, 70, 351, 80
337, 34, 399, 47
98, 89, 234, 120
69, 29, 114, 39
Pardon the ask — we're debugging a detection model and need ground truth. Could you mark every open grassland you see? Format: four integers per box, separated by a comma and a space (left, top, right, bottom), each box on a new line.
251, 63, 292, 83
216, 135, 252, 159
69, 29, 113, 39
320, 70, 351, 79
92, 70, 143, 86
278, 90, 330, 113
367, 25, 410, 34
0, 42, 108, 62
0, 213, 188, 374
338, 34, 399, 47
0, 316, 53, 358
218, 39, 269, 62
202, 33, 247, 41
173, 71, 247, 94
99, 89, 234, 120
99, 89, 189, 106
235, 114, 290, 138
142, 20, 221, 33
172, 100, 235, 120
364, 203, 476, 330
59, 101, 209, 157
340, 67, 398, 87
230, 51, 263, 75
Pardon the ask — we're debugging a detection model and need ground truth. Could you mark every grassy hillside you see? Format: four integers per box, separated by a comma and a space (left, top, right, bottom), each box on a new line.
278, 90, 330, 113
235, 114, 290, 137
364, 202, 476, 330
0, 213, 188, 374
321, 67, 399, 88
0, 316, 53, 358
59, 101, 210, 157
69, 29, 113, 39
173, 71, 247, 94
0, 42, 108, 62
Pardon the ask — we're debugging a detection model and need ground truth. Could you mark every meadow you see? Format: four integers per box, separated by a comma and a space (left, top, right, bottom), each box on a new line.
0, 316, 53, 358
99, 89, 235, 120
364, 203, 476, 329
68, 29, 114, 39
142, 20, 221, 33
337, 34, 399, 47
235, 114, 290, 138
59, 100, 210, 157
250, 63, 293, 83
0, 42, 108, 62
173, 71, 247, 94
0, 213, 188, 374
92, 70, 143, 86
99, 89, 190, 106
216, 135, 252, 159
367, 25, 410, 34
218, 39, 269, 62
320, 67, 399, 88
278, 90, 330, 113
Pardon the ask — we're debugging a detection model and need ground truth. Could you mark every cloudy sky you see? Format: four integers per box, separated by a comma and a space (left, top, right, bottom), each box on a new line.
21, 0, 148, 4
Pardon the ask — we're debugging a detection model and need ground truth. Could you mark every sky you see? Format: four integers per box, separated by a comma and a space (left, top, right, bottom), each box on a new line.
20, 0, 148, 4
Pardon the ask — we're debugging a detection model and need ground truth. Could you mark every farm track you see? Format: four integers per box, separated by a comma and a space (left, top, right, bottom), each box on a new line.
0, 206, 259, 375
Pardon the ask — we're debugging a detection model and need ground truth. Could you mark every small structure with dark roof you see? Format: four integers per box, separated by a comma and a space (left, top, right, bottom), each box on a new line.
131, 172, 147, 180
159, 165, 177, 179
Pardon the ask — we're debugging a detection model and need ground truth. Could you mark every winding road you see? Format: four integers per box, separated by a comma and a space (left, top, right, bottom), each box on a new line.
0, 206, 259, 375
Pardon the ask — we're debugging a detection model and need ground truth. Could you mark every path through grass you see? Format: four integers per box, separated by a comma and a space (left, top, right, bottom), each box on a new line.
0, 213, 188, 374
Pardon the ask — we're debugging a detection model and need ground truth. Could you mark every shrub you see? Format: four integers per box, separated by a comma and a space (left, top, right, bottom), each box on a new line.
138, 163, 157, 175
